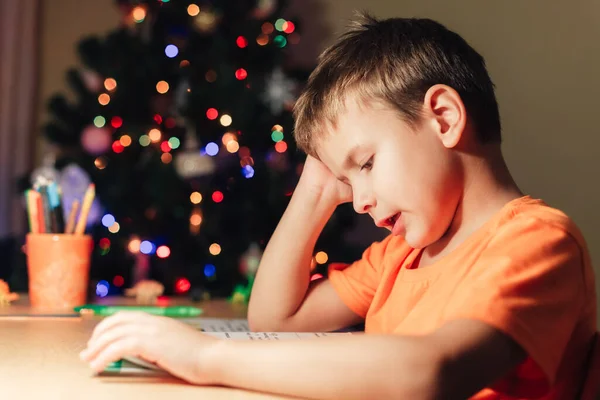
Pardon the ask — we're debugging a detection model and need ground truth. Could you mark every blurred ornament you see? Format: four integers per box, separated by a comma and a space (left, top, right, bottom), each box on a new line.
193, 8, 220, 33
81, 125, 112, 155
0, 279, 19, 307
125, 279, 164, 305
252, 0, 277, 19
261, 68, 297, 114
239, 242, 262, 277
81, 69, 102, 92
59, 163, 102, 227
175, 125, 216, 179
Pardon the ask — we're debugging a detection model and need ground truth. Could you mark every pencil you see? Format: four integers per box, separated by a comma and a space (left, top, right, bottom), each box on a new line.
25, 190, 40, 233
74, 184, 95, 235
65, 199, 80, 234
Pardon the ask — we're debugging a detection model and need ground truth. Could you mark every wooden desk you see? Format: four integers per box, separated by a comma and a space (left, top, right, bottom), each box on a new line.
0, 295, 292, 400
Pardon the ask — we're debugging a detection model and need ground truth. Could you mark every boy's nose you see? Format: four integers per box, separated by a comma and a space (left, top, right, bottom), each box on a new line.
352, 191, 375, 214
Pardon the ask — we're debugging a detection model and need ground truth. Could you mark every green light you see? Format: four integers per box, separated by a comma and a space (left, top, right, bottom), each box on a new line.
271, 130, 284, 142
139, 135, 151, 147
275, 19, 286, 32
93, 116, 106, 128
273, 35, 287, 48
168, 137, 181, 149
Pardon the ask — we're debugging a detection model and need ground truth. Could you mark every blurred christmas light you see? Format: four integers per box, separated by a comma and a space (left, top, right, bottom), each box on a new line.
282, 21, 295, 34
99, 238, 111, 249
102, 214, 116, 228
204, 264, 216, 277
98, 93, 110, 105
275, 18, 286, 31
113, 275, 124, 287
261, 22, 274, 34
111, 116, 123, 128
156, 81, 169, 94
168, 137, 180, 149
120, 135, 132, 147
96, 280, 109, 297
165, 44, 179, 58
187, 4, 200, 16
274, 35, 287, 48
161, 0, 170, 3
271, 130, 284, 142
235, 68, 247, 80
257, 34, 269, 46
315, 251, 328, 264
205, 142, 219, 156
180, 59, 190, 67
212, 191, 224, 203
272, 124, 283, 132
94, 157, 107, 170
236, 36, 248, 48
93, 116, 106, 128
190, 211, 202, 226
132, 6, 146, 23
108, 222, 120, 234
205, 70, 217, 82
209, 243, 221, 255
242, 165, 254, 178
139, 135, 151, 146
161, 153, 173, 164
275, 141, 287, 153
104, 78, 117, 91
206, 108, 218, 120
140, 240, 154, 255
240, 156, 254, 168
220, 114, 232, 127
238, 146, 251, 158
160, 141, 171, 153
156, 245, 171, 258
190, 191, 203, 204
128, 239, 141, 253
149, 128, 162, 142
175, 278, 191, 293
221, 132, 236, 145
112, 140, 125, 153
154, 114, 163, 124
226, 140, 239, 153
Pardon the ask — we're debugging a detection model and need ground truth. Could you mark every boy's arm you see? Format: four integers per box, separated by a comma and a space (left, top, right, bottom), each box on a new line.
247, 181, 361, 332
207, 319, 526, 400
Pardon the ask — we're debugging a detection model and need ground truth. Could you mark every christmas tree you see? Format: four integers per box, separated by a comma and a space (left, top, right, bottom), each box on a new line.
39, 0, 359, 300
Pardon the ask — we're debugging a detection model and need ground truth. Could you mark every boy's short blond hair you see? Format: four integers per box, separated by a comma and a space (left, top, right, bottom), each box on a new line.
293, 12, 502, 157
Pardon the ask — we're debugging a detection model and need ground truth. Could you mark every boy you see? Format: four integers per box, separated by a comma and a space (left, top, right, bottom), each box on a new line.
80, 13, 597, 399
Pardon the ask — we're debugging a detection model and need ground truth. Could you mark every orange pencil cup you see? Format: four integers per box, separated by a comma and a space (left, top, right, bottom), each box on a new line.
25, 233, 93, 309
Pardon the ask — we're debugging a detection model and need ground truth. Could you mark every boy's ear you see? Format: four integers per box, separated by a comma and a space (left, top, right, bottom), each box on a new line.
423, 84, 466, 149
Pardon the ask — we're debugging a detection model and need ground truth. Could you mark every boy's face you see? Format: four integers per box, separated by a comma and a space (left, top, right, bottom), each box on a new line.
316, 96, 463, 249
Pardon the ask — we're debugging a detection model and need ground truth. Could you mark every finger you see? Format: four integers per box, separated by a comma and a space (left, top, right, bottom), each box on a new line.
88, 337, 141, 373
89, 311, 147, 343
81, 323, 139, 363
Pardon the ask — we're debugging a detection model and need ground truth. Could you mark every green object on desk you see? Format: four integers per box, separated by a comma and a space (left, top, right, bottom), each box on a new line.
73, 304, 203, 317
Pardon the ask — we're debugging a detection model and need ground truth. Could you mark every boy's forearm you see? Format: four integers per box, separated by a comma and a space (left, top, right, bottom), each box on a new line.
248, 185, 337, 331
204, 334, 442, 400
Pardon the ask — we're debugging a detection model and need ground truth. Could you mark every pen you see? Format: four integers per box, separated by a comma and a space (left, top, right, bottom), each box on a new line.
73, 305, 203, 317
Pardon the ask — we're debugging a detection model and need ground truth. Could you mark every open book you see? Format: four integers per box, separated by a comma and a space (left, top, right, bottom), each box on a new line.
103, 318, 359, 375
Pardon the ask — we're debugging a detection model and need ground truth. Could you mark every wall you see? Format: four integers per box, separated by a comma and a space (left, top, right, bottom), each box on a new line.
38, 0, 599, 318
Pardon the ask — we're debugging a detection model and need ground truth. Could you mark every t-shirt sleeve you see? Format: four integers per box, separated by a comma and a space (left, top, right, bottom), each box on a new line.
327, 235, 395, 318
448, 216, 587, 389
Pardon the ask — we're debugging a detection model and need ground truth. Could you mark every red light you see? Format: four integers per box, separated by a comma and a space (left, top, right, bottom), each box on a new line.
235, 68, 248, 80
111, 116, 123, 128
212, 191, 224, 203
165, 117, 176, 128
283, 21, 295, 34
154, 114, 163, 124
160, 141, 171, 153
99, 238, 111, 249
310, 273, 324, 281
206, 108, 218, 120
112, 140, 125, 153
175, 278, 191, 294
275, 141, 287, 153
113, 275, 124, 287
236, 36, 248, 48
156, 245, 171, 258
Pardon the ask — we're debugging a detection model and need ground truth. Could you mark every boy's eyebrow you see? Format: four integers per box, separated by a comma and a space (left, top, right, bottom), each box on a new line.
342, 144, 363, 170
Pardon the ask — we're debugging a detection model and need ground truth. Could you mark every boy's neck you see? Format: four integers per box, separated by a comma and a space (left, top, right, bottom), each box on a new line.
422, 144, 523, 265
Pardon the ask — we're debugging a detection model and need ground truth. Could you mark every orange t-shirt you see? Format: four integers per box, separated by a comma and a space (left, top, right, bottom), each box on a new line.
328, 196, 597, 399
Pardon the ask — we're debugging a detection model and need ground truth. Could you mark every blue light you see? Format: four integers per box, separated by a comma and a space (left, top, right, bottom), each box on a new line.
96, 280, 109, 297
205, 142, 219, 156
165, 44, 179, 58
204, 264, 216, 277
101, 214, 116, 228
140, 240, 154, 255
242, 165, 254, 179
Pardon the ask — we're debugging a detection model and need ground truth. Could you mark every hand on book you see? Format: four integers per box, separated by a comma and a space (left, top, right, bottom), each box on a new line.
80, 311, 221, 384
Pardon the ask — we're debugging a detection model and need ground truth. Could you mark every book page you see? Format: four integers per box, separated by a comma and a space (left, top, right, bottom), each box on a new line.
182, 317, 250, 332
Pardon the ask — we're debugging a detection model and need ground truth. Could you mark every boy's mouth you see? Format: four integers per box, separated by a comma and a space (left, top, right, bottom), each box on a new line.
376, 213, 400, 229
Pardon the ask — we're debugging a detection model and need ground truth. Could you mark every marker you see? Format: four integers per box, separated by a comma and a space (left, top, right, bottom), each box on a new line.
73, 305, 203, 317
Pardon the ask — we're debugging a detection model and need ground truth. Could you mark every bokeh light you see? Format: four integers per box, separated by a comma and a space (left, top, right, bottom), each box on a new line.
212, 191, 224, 203
205, 142, 219, 156
98, 93, 110, 105
187, 4, 200, 16
165, 44, 179, 58
209, 243, 221, 255
190, 192, 203, 204
156, 81, 169, 94
156, 245, 171, 258
104, 78, 117, 91
315, 251, 329, 264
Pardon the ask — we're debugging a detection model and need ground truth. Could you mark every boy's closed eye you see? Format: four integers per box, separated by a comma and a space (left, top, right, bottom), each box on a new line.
359, 156, 374, 171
